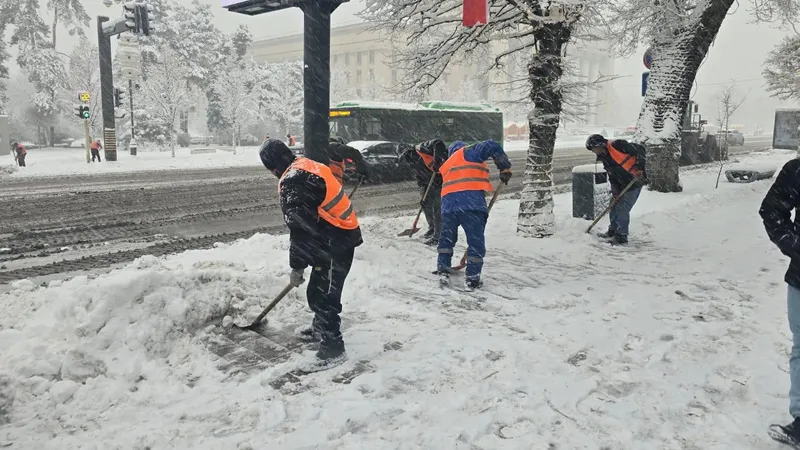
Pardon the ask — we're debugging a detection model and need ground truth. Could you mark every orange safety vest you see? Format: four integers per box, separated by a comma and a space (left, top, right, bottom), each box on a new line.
329, 160, 345, 184
288, 136, 296, 146
606, 141, 643, 177
417, 149, 435, 171
439, 147, 493, 197
91, 141, 101, 150
278, 157, 359, 230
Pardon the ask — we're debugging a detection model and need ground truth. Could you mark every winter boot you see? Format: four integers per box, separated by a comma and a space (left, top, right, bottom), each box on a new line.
465, 278, 483, 291
423, 229, 435, 239
596, 228, 616, 240
424, 237, 438, 246
438, 269, 451, 286
610, 234, 628, 246
769, 418, 800, 447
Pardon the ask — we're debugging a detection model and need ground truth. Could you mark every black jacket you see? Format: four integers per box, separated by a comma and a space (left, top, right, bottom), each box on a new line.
329, 143, 370, 179
399, 140, 449, 188
597, 139, 647, 193
280, 167, 363, 270
760, 158, 800, 288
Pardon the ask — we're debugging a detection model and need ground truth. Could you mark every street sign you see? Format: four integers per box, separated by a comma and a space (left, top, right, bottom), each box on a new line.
642, 71, 649, 97
79, 92, 91, 103
643, 47, 653, 69
463, 0, 489, 27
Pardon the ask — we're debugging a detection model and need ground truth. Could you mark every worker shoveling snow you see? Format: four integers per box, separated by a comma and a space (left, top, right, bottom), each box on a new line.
0, 149, 798, 449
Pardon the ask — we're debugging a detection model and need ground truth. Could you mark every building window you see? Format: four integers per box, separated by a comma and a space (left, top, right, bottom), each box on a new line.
346, 72, 351, 86
392, 70, 398, 83
357, 52, 362, 64
357, 70, 362, 83
369, 69, 375, 81
356, 88, 362, 97
443, 73, 449, 84
333, 54, 338, 65
369, 50, 375, 64
345, 53, 350, 66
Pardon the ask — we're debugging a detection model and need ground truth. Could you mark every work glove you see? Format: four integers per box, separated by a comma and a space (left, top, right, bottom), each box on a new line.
499, 169, 513, 185
289, 268, 305, 287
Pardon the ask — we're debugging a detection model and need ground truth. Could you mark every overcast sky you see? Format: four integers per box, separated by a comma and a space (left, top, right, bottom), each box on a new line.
12, 0, 796, 131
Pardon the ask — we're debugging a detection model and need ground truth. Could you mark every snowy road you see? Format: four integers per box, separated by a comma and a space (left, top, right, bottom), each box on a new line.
0, 148, 796, 449
0, 137, 773, 284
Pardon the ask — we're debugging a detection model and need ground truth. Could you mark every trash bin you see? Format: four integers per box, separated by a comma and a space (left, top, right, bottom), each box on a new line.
572, 164, 611, 220
129, 139, 137, 156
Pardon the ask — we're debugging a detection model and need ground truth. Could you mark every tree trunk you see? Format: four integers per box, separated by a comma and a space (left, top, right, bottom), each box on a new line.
634, 0, 735, 192
517, 22, 572, 238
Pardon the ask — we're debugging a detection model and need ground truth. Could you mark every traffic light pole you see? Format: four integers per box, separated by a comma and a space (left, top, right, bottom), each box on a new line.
129, 78, 136, 155
84, 120, 91, 163
97, 16, 117, 162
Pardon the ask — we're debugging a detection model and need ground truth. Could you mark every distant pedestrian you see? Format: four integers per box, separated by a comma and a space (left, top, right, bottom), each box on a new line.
12, 142, 26, 167
91, 139, 102, 162
287, 134, 296, 146
585, 134, 647, 245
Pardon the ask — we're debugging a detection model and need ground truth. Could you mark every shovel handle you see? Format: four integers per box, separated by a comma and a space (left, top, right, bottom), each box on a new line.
407, 170, 438, 238
250, 282, 295, 327
585, 178, 638, 234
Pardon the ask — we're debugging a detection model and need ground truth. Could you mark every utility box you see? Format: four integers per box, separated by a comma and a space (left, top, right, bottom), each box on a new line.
572, 164, 611, 220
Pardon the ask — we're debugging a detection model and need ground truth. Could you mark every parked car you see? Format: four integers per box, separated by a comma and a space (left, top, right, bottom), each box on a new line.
346, 140, 415, 183
719, 130, 744, 146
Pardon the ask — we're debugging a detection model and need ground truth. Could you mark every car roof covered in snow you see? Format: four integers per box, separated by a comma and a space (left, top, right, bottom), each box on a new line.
346, 141, 396, 151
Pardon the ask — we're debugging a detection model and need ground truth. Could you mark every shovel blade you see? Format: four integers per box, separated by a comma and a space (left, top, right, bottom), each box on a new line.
397, 227, 420, 237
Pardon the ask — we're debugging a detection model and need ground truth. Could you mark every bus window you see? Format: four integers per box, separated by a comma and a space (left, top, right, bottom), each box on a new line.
365, 119, 381, 139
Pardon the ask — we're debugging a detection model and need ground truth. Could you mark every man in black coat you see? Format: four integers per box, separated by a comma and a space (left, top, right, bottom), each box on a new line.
259, 139, 363, 370
760, 158, 800, 443
586, 134, 647, 245
399, 139, 449, 245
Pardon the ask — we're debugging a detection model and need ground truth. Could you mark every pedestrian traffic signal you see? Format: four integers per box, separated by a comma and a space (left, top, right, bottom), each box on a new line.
75, 105, 90, 120
78, 91, 91, 103
123, 2, 154, 36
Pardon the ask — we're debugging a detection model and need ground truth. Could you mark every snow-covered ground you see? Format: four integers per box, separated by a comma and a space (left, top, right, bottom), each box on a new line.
0, 150, 797, 449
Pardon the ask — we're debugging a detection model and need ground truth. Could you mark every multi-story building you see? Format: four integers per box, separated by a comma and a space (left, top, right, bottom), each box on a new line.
249, 22, 617, 126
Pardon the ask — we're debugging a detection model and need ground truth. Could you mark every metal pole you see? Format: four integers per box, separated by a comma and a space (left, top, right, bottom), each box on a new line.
129, 78, 136, 155
84, 120, 91, 163
301, 3, 331, 165
97, 16, 117, 161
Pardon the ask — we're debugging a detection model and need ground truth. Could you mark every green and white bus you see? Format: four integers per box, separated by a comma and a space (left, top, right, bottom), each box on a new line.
329, 101, 504, 147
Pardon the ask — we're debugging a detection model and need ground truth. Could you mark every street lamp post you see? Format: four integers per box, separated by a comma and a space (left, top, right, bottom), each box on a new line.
223, 0, 349, 165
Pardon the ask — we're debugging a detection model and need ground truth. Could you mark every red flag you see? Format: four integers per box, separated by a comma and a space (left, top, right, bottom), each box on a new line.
463, 0, 488, 27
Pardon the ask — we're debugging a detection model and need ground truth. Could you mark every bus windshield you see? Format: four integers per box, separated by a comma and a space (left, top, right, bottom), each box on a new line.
330, 117, 357, 142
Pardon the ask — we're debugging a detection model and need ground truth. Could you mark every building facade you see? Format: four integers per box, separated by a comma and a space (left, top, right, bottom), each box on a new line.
249, 22, 617, 126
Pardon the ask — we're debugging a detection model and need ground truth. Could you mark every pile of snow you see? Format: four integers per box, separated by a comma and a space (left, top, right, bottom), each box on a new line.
0, 149, 798, 448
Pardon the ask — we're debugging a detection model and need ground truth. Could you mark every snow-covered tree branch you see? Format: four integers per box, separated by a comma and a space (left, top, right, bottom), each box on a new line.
260, 61, 304, 137
764, 35, 800, 101
210, 58, 262, 153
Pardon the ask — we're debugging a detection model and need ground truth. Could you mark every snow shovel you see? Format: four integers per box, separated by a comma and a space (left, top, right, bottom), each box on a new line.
451, 182, 504, 271
585, 178, 638, 234
236, 282, 295, 331
349, 178, 363, 199
397, 170, 438, 237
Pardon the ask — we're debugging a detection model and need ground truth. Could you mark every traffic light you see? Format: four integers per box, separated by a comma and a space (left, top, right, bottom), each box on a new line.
75, 105, 90, 120
123, 1, 154, 36
114, 87, 127, 108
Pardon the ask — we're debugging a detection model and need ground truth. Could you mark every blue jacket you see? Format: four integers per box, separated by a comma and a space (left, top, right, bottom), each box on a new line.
441, 140, 511, 214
